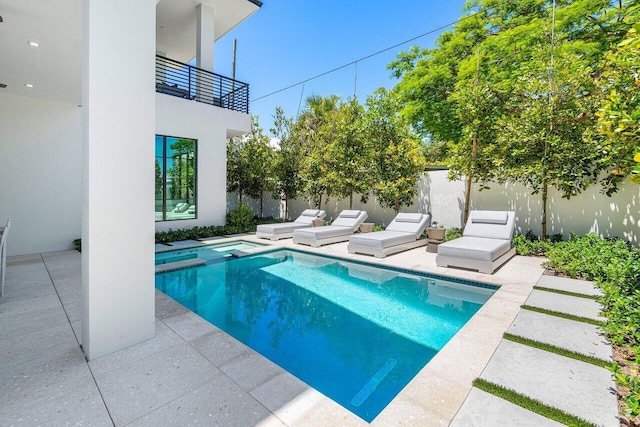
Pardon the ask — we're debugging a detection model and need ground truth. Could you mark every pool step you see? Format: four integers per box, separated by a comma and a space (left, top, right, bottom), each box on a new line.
155, 258, 207, 274
351, 358, 397, 407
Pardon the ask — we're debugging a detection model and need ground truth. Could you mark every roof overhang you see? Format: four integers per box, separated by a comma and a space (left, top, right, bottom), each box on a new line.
156, 0, 261, 63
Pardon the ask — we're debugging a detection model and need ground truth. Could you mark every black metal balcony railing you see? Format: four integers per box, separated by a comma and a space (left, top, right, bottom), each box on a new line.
155, 55, 249, 114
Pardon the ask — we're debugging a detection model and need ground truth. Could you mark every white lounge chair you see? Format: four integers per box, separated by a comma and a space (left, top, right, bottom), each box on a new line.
256, 209, 327, 241
436, 210, 516, 274
347, 212, 432, 258
0, 219, 11, 296
292, 209, 368, 247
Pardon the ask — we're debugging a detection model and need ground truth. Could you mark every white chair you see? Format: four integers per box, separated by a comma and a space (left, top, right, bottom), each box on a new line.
436, 210, 516, 274
293, 210, 368, 247
348, 212, 431, 258
256, 209, 326, 241
0, 219, 11, 296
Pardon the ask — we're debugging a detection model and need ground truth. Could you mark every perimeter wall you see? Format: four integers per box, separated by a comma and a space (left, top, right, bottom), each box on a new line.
228, 169, 640, 246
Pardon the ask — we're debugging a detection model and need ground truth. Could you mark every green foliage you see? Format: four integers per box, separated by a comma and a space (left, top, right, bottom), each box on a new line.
271, 107, 302, 218
511, 231, 556, 256
322, 98, 373, 209
594, 23, 640, 189
390, 0, 638, 236
295, 95, 340, 207
226, 204, 254, 230
444, 227, 463, 242
363, 88, 427, 212
154, 216, 282, 244
227, 117, 276, 217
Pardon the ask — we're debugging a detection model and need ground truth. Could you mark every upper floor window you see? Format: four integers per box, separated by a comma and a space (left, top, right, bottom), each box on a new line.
155, 135, 197, 221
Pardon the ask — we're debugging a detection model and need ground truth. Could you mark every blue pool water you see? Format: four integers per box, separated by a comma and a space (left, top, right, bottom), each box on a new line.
155, 249, 497, 421
155, 240, 265, 265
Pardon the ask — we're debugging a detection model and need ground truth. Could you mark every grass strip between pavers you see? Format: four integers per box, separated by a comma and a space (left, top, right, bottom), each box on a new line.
473, 378, 597, 427
503, 333, 611, 368
521, 305, 604, 326
533, 285, 600, 300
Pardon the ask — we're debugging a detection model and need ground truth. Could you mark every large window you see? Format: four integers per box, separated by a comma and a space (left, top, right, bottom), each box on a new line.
155, 135, 197, 221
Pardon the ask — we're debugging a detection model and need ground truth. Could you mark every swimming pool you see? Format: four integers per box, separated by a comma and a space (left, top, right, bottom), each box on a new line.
155, 240, 266, 265
155, 249, 497, 421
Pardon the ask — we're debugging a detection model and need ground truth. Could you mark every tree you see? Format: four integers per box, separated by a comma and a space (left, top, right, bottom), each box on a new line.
271, 107, 302, 219
389, 0, 636, 236
364, 88, 427, 213
322, 98, 373, 209
595, 23, 640, 187
168, 138, 196, 203
226, 116, 276, 217
294, 94, 339, 208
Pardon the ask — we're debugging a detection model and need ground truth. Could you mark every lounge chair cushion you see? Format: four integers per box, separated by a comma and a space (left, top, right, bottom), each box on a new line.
471, 210, 508, 225
337, 210, 361, 218
173, 203, 189, 213
331, 210, 366, 228
385, 213, 430, 237
300, 209, 321, 217
257, 222, 307, 235
437, 236, 511, 262
294, 225, 353, 240
463, 210, 516, 240
394, 213, 423, 223
349, 231, 416, 249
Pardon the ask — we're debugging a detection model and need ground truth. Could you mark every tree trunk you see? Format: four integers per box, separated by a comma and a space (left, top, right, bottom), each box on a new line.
394, 198, 400, 214
284, 197, 288, 222
463, 135, 478, 231
318, 193, 323, 210
259, 192, 264, 218
349, 190, 353, 210
541, 180, 548, 241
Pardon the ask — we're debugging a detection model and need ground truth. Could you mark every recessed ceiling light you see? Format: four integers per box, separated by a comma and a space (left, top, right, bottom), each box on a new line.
25, 83, 34, 88
27, 40, 39, 47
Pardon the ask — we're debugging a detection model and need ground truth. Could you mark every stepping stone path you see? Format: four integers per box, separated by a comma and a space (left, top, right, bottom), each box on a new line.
451, 275, 619, 427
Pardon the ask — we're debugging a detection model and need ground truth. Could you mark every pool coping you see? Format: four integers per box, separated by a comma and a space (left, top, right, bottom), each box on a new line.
154, 234, 542, 425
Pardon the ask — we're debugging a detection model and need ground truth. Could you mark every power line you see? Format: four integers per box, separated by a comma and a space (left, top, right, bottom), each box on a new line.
250, 13, 478, 103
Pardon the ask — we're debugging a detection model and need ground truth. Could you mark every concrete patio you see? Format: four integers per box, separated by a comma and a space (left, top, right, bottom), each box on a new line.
0, 235, 617, 425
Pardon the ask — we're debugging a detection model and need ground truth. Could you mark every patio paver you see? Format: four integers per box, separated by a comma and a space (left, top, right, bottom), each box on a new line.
536, 274, 604, 297
525, 288, 606, 321
507, 309, 612, 361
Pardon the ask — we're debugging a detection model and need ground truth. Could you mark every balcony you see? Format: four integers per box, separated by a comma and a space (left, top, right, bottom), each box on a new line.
155, 55, 249, 114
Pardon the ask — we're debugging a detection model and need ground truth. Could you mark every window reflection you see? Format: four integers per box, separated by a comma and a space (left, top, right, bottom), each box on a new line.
155, 135, 197, 221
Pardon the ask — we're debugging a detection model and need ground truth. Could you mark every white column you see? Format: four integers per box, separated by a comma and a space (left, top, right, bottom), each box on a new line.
196, 4, 215, 72
82, 0, 156, 360
196, 4, 215, 104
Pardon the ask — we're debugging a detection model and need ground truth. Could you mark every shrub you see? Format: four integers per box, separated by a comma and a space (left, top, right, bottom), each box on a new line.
226, 204, 254, 230
511, 230, 554, 256
544, 234, 640, 348
444, 227, 462, 242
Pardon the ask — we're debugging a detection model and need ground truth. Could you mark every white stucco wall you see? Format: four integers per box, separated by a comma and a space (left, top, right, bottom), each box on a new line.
0, 93, 82, 256
155, 93, 251, 232
229, 169, 639, 245
81, 0, 156, 360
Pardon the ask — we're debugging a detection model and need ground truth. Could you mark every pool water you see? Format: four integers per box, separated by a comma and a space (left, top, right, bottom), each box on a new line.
155, 250, 497, 421
155, 240, 265, 265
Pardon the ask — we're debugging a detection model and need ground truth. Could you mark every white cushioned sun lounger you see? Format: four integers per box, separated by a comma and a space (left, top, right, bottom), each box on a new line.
256, 209, 326, 241
292, 209, 368, 247
436, 210, 516, 274
347, 212, 432, 258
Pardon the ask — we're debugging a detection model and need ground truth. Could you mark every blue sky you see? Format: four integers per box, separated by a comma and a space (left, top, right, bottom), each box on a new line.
214, 1, 469, 136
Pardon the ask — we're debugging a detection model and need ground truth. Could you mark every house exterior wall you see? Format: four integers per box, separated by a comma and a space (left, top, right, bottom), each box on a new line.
155, 93, 251, 232
0, 93, 82, 256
